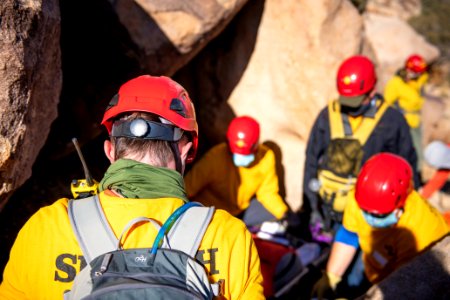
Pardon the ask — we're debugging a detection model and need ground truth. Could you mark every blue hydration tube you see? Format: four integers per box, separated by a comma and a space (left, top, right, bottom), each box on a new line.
151, 202, 202, 255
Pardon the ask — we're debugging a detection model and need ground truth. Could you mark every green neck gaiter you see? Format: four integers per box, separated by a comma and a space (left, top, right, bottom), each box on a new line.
99, 159, 188, 202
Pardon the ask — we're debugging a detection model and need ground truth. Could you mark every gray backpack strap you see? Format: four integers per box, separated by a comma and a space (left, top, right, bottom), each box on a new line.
68, 195, 117, 263
167, 205, 215, 257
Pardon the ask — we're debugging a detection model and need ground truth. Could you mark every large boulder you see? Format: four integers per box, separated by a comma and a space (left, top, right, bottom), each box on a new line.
361, 235, 450, 300
177, 0, 364, 210
0, 0, 61, 210
0, 0, 442, 215
365, 0, 421, 20
110, 0, 249, 76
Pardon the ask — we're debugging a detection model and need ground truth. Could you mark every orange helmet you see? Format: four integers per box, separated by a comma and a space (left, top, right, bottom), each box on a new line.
405, 54, 427, 74
101, 75, 198, 163
355, 153, 413, 215
226, 116, 260, 155
337, 56, 377, 107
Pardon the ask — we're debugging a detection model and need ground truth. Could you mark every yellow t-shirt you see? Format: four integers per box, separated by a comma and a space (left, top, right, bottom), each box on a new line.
384, 73, 428, 128
343, 190, 449, 283
0, 192, 264, 300
184, 143, 288, 218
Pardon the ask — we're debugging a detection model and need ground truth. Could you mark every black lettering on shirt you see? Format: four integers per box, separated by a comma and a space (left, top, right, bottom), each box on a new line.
54, 254, 85, 282
54, 254, 77, 282
197, 248, 219, 275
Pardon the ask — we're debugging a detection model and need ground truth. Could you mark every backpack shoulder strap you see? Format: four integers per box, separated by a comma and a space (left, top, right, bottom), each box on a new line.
353, 100, 389, 145
68, 195, 117, 263
328, 100, 346, 139
328, 99, 389, 145
167, 204, 215, 257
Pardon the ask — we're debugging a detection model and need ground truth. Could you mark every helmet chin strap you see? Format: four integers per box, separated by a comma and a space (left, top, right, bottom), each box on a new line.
169, 142, 183, 175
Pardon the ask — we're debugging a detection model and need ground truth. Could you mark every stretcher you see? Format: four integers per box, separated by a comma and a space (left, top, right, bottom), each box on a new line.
250, 222, 330, 299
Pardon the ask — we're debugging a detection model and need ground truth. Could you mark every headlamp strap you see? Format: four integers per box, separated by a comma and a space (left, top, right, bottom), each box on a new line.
111, 118, 183, 141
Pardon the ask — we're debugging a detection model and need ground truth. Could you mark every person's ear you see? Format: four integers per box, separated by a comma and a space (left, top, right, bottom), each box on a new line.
104, 140, 116, 163
179, 140, 193, 162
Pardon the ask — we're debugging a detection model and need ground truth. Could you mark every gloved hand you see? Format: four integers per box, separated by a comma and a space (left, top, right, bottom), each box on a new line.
311, 271, 341, 300
260, 220, 287, 235
309, 210, 333, 244
283, 210, 301, 228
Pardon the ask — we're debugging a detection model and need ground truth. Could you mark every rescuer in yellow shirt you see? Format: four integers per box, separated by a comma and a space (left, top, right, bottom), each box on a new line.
384, 54, 429, 170
185, 116, 294, 227
312, 153, 449, 299
0, 75, 264, 300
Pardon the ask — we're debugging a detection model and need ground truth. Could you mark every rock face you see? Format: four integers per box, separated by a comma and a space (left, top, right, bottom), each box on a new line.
361, 235, 450, 300
362, 12, 440, 90
177, 0, 364, 210
365, 0, 421, 20
227, 0, 366, 210
110, 0, 249, 76
0, 0, 61, 210
0, 0, 445, 213
178, 0, 441, 210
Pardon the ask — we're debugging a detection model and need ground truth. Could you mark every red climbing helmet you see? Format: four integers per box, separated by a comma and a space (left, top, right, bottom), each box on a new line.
226, 116, 260, 155
101, 75, 198, 163
337, 55, 377, 107
355, 153, 413, 215
405, 54, 427, 74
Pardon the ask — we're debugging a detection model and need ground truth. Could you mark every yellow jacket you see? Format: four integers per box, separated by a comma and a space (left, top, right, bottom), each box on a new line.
343, 190, 449, 283
384, 73, 428, 128
0, 192, 264, 300
184, 143, 288, 219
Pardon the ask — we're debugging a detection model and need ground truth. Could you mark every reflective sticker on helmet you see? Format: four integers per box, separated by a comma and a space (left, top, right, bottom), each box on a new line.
343, 76, 352, 85
236, 140, 246, 148
343, 74, 357, 85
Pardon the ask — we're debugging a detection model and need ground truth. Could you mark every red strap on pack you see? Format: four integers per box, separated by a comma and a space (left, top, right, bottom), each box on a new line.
421, 169, 450, 199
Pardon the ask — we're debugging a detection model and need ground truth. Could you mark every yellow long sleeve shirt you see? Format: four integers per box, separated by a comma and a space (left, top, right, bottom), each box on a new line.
384, 73, 428, 128
0, 192, 264, 300
184, 143, 288, 219
343, 190, 449, 283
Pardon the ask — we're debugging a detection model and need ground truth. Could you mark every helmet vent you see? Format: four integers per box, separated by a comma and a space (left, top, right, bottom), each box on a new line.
170, 98, 187, 117
105, 94, 119, 112
359, 79, 365, 91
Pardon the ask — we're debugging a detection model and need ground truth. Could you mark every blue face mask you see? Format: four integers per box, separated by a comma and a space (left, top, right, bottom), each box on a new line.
233, 153, 255, 167
362, 210, 401, 228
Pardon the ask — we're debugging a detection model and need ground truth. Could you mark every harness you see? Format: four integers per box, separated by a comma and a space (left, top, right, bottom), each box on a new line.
317, 98, 388, 227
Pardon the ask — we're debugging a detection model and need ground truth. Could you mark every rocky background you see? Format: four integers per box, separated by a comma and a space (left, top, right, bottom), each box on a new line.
1, 0, 449, 296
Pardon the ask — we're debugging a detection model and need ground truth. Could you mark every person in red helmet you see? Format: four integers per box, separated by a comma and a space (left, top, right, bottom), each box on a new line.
304, 55, 419, 295
0, 75, 264, 300
304, 55, 419, 236
184, 116, 296, 227
312, 153, 449, 299
384, 54, 430, 171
